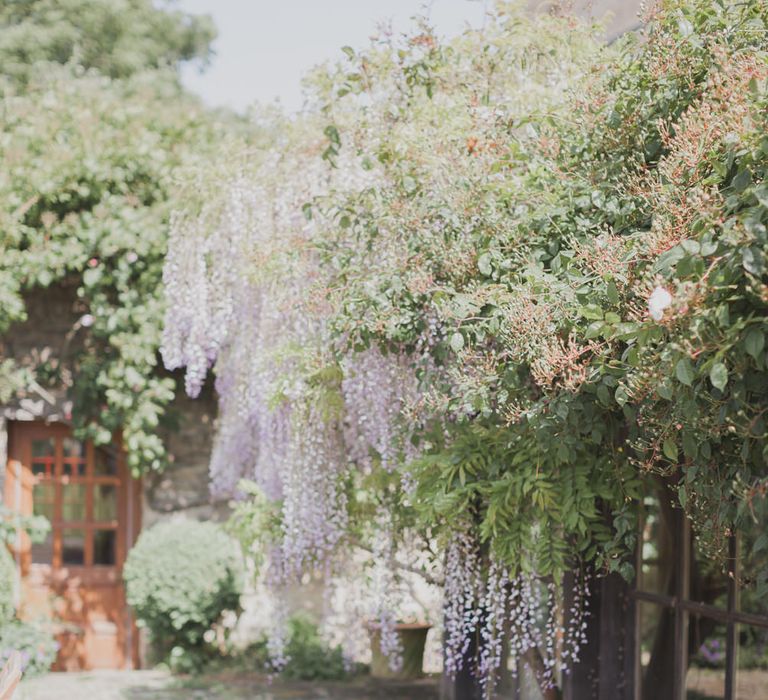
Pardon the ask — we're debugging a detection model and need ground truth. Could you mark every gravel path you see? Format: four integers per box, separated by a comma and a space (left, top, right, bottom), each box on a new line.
18, 670, 439, 700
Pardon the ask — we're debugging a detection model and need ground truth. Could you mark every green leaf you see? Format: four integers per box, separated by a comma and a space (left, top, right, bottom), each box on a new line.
755, 183, 768, 208
743, 247, 765, 276
656, 382, 673, 400
680, 239, 700, 255
619, 562, 635, 581
323, 124, 341, 145
682, 431, 698, 459
755, 532, 768, 554
744, 328, 765, 359
732, 168, 752, 193
662, 438, 678, 462
709, 363, 728, 392
402, 175, 418, 193
477, 253, 492, 276
82, 267, 101, 287
675, 358, 695, 386
678, 18, 694, 37
578, 305, 604, 321
585, 321, 604, 339
450, 332, 465, 353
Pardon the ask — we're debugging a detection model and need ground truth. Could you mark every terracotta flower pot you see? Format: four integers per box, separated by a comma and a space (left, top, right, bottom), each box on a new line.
367, 622, 432, 680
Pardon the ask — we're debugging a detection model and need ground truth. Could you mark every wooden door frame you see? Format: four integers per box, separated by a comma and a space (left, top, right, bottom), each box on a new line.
4, 420, 142, 669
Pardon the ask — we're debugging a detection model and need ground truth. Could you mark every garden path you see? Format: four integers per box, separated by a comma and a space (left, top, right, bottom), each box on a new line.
17, 670, 439, 699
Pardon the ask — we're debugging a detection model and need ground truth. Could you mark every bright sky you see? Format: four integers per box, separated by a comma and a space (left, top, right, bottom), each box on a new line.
177, 0, 489, 113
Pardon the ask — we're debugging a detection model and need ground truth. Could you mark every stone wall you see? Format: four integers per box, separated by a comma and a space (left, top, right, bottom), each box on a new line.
144, 378, 227, 527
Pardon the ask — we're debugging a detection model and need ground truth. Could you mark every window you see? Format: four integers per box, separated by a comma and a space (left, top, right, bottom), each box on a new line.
633, 486, 768, 700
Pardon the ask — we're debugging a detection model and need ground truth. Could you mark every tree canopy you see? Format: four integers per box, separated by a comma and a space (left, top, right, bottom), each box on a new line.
0, 0, 215, 84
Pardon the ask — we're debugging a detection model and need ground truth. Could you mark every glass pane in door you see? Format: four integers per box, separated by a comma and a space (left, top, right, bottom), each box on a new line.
32, 482, 55, 520
62, 484, 86, 521
61, 528, 85, 565
31, 530, 54, 564
640, 491, 676, 596
62, 437, 86, 476
640, 601, 676, 699
737, 508, 768, 617
31, 437, 55, 477
94, 446, 117, 476
93, 530, 116, 566
93, 485, 117, 521
31, 438, 55, 458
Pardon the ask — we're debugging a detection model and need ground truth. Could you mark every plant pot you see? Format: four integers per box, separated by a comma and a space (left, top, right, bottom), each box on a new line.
367, 622, 431, 680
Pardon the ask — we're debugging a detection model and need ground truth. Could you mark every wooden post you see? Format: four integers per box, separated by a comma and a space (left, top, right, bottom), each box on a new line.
563, 570, 600, 700
672, 510, 690, 700
724, 535, 739, 698
440, 628, 483, 700
563, 571, 636, 700
598, 573, 635, 700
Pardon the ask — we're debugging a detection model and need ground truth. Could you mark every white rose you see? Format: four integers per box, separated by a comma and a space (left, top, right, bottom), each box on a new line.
648, 286, 673, 321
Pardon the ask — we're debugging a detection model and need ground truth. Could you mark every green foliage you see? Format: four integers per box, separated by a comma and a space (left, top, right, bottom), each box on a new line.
123, 520, 243, 661
281, 615, 348, 681
0, 0, 215, 85
0, 547, 16, 623
147, 5, 768, 646
225, 480, 283, 576
0, 620, 58, 677
0, 505, 50, 549
314, 0, 768, 581
201, 615, 353, 681
411, 421, 640, 578
0, 507, 51, 623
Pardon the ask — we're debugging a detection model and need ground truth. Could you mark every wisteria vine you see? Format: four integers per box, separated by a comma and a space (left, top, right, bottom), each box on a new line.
162, 0, 768, 694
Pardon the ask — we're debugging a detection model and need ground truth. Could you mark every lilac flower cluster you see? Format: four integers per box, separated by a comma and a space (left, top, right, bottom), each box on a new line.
368, 508, 404, 672
698, 638, 725, 666
443, 530, 483, 677
162, 146, 394, 668
442, 530, 590, 695
341, 346, 421, 473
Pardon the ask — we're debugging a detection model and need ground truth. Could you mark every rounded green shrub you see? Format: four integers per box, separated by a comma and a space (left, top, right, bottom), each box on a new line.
123, 519, 242, 661
0, 546, 16, 623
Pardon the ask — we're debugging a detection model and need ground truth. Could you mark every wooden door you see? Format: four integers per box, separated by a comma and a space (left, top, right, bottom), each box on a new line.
4, 422, 141, 670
